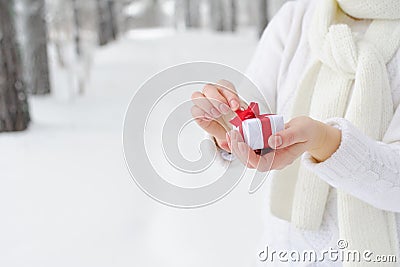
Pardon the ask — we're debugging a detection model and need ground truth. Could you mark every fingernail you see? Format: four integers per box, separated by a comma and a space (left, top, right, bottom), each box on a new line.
238, 142, 247, 153
219, 103, 230, 114
230, 99, 239, 110
204, 113, 213, 120
210, 108, 221, 117
268, 135, 282, 149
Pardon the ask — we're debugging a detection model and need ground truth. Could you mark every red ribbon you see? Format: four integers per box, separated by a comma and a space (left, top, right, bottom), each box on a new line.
229, 102, 274, 153
229, 102, 264, 127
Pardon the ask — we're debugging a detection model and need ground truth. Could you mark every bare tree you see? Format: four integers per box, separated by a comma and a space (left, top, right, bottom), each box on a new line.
224, 0, 237, 32
174, 0, 186, 30
46, 0, 97, 98
258, 0, 268, 37
210, 0, 224, 31
231, 0, 238, 32
72, 0, 82, 56
97, 0, 118, 46
209, 0, 237, 32
0, 0, 30, 132
184, 0, 200, 28
15, 0, 51, 95
107, 0, 118, 39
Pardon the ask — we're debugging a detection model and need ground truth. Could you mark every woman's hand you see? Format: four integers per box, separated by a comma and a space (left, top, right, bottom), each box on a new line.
191, 80, 241, 152
227, 116, 342, 171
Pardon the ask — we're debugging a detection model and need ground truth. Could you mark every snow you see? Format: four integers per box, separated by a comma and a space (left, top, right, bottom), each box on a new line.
0, 29, 271, 267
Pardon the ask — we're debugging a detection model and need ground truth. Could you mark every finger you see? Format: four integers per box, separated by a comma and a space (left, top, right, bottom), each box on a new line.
237, 142, 273, 171
229, 131, 255, 168
217, 140, 231, 152
215, 80, 240, 111
269, 142, 308, 170
258, 152, 275, 172
229, 130, 274, 171
226, 132, 232, 151
268, 124, 307, 149
202, 84, 231, 115
237, 141, 274, 171
229, 130, 279, 172
191, 91, 221, 118
238, 143, 257, 168
229, 130, 267, 169
191, 105, 227, 141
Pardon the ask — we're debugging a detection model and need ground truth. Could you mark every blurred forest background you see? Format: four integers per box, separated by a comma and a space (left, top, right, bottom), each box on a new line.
0, 0, 288, 132
1, 1, 289, 267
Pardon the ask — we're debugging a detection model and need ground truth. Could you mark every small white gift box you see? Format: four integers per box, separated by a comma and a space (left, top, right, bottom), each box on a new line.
241, 115, 284, 150
230, 102, 284, 150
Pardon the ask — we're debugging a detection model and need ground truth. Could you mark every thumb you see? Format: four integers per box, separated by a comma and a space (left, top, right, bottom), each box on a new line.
268, 125, 307, 149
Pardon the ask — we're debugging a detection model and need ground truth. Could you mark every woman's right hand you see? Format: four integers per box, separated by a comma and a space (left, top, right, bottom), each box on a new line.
191, 80, 241, 152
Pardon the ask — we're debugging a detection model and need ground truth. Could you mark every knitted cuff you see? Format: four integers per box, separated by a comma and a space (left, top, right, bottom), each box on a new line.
302, 118, 400, 212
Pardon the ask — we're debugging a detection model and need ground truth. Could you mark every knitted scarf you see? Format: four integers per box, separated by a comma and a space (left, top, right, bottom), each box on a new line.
270, 0, 400, 265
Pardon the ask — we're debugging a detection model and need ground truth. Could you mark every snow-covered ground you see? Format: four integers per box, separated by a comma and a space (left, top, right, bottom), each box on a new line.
0, 29, 271, 267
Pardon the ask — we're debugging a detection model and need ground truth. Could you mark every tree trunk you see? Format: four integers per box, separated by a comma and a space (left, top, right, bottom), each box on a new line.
174, 0, 186, 30
258, 0, 268, 37
0, 0, 30, 132
97, 0, 117, 46
210, 0, 224, 31
107, 0, 118, 40
223, 0, 237, 32
183, 0, 200, 28
230, 0, 237, 32
15, 0, 51, 95
72, 0, 82, 56
209, 0, 237, 32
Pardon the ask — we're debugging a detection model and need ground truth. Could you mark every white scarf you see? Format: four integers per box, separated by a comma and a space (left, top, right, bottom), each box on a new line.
270, 0, 400, 265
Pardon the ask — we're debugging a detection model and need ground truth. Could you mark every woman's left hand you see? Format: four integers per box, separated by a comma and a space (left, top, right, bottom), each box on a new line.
227, 116, 342, 172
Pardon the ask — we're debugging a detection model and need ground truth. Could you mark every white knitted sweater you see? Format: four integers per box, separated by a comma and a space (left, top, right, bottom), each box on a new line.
216, 0, 400, 265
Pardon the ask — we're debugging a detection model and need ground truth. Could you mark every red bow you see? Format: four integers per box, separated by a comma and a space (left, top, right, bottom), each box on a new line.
229, 102, 277, 155
229, 102, 263, 127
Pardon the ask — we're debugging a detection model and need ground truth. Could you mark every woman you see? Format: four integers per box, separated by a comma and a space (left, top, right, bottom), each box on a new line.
191, 0, 400, 266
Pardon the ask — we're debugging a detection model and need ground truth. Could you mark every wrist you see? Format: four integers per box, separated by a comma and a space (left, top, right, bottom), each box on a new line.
308, 121, 341, 162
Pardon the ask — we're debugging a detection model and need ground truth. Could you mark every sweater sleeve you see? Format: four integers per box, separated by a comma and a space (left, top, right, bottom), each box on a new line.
245, 1, 298, 114
302, 106, 400, 213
